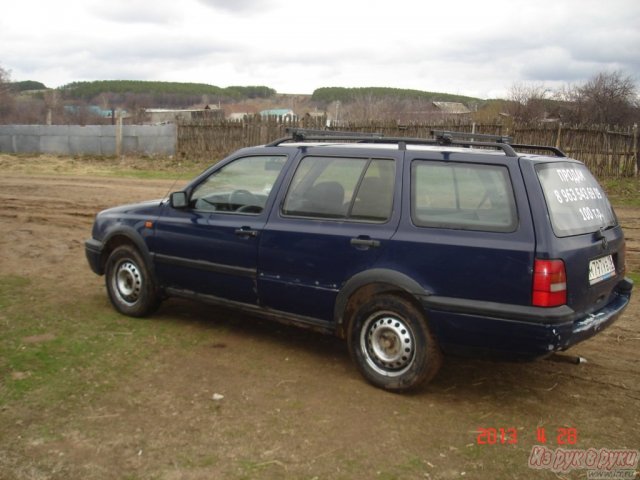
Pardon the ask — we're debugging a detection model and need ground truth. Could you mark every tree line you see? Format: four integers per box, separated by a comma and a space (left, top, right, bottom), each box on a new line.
60, 80, 276, 103
311, 87, 480, 105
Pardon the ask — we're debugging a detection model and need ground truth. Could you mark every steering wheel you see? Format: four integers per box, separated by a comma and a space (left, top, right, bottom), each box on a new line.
229, 189, 258, 210
236, 204, 263, 214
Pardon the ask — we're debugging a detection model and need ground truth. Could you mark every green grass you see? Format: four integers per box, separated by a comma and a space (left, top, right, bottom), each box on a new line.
0, 274, 241, 414
601, 177, 640, 207
0, 275, 173, 407
601, 177, 638, 281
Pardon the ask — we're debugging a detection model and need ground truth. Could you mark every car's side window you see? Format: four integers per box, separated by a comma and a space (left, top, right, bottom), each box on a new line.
349, 159, 395, 221
190, 156, 286, 214
282, 156, 395, 222
412, 161, 517, 232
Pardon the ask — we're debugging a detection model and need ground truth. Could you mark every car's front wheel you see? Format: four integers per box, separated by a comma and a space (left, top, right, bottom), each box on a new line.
105, 245, 160, 317
348, 294, 442, 391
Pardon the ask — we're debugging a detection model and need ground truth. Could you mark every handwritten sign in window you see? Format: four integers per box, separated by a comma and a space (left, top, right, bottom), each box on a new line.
536, 163, 615, 237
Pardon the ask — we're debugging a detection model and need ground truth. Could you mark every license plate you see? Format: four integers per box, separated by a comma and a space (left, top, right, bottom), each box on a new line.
589, 255, 615, 285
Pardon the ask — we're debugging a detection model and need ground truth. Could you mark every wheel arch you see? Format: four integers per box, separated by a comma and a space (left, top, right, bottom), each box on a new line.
334, 269, 430, 339
100, 227, 155, 277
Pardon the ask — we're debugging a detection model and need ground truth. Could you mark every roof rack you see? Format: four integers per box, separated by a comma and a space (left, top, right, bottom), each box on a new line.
267, 128, 565, 158
510, 144, 566, 157
266, 128, 384, 146
431, 130, 512, 145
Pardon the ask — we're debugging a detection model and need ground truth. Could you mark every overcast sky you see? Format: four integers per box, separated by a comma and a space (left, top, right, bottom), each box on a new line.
2, 0, 639, 98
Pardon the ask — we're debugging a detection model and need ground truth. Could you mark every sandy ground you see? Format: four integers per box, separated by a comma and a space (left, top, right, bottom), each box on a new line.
0, 171, 638, 479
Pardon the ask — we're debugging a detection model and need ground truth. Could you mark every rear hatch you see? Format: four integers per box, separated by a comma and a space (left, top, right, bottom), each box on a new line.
533, 160, 626, 315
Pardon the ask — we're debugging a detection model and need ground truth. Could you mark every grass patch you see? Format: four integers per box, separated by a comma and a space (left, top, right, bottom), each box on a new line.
0, 275, 184, 407
601, 177, 640, 207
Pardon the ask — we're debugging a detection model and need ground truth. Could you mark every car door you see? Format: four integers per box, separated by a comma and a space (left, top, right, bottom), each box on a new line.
150, 154, 288, 304
258, 148, 402, 321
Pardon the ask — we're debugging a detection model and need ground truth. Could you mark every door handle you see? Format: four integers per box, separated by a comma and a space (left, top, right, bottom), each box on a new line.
350, 237, 380, 249
234, 227, 258, 238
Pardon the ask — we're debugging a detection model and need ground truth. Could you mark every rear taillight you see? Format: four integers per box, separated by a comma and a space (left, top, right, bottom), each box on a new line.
532, 259, 567, 307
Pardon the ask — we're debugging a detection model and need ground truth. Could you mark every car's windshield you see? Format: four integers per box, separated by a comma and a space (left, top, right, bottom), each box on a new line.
536, 162, 616, 237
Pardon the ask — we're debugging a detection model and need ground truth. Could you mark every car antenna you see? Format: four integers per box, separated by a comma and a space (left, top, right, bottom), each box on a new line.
160, 177, 181, 205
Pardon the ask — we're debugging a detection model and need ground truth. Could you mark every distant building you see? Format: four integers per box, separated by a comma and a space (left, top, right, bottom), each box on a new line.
145, 105, 224, 124
259, 108, 297, 120
228, 112, 250, 121
64, 105, 121, 118
305, 110, 326, 119
432, 102, 472, 115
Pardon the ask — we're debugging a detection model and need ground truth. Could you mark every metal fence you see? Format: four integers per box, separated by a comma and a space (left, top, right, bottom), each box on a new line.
176, 118, 638, 177
0, 124, 176, 156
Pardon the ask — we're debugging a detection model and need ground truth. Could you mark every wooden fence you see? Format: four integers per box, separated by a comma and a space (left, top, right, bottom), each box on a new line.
177, 117, 638, 177
176, 116, 325, 159
509, 124, 638, 178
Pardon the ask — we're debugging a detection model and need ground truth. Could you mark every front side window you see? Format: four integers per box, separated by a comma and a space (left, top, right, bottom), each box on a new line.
412, 161, 517, 232
190, 156, 286, 214
282, 156, 395, 222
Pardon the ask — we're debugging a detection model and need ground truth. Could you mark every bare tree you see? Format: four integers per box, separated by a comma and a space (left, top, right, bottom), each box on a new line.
0, 65, 16, 122
558, 71, 638, 125
11, 97, 47, 124
341, 92, 387, 122
507, 82, 551, 122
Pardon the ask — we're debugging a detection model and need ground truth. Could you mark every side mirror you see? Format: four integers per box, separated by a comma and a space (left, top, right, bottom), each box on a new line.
170, 191, 188, 209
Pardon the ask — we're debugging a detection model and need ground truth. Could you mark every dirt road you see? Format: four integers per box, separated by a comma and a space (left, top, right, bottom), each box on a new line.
0, 171, 638, 479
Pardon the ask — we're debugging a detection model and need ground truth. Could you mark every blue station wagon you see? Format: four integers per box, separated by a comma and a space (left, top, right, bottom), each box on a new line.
85, 129, 633, 391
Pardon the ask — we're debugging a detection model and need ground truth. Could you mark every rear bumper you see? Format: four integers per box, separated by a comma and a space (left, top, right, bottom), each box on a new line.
561, 279, 632, 350
422, 278, 633, 359
85, 238, 104, 275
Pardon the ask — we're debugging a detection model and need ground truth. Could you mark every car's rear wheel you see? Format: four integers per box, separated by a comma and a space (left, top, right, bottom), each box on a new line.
348, 294, 442, 391
105, 245, 160, 317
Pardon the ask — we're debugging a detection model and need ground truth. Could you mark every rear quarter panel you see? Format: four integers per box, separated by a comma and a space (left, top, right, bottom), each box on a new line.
519, 158, 628, 315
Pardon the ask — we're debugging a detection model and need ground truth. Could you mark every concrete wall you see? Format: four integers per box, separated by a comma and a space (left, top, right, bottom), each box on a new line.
0, 124, 176, 156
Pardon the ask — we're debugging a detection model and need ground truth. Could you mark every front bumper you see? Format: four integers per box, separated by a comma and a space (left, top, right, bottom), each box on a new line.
422, 278, 633, 359
85, 238, 104, 275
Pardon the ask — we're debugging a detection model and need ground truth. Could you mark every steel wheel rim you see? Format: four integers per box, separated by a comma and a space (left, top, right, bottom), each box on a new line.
360, 312, 415, 377
113, 260, 142, 305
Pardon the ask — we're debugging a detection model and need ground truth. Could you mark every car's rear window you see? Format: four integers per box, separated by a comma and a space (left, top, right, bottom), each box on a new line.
536, 162, 616, 237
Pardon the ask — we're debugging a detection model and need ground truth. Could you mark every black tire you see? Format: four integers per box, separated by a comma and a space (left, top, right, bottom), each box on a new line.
348, 294, 442, 392
104, 245, 160, 317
